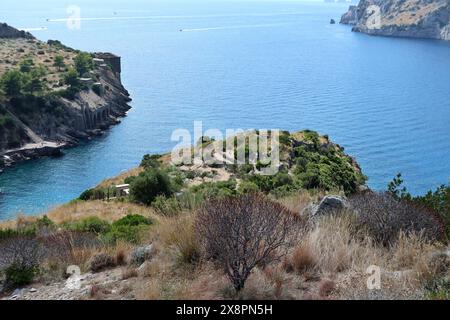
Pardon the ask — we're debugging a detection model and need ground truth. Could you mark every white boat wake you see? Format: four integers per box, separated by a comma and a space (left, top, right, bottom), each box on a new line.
19, 27, 48, 32
180, 23, 291, 32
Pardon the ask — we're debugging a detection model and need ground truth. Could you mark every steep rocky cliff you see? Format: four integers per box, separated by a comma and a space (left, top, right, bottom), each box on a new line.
341, 0, 450, 41
0, 24, 131, 168
0, 23, 34, 39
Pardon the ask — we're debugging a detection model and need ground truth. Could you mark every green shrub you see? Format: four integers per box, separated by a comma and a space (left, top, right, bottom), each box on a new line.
152, 195, 182, 216
190, 179, 237, 199
248, 172, 293, 193
1, 70, 24, 97
4, 262, 38, 288
78, 188, 106, 201
177, 190, 205, 211
66, 216, 111, 234
19, 58, 34, 73
279, 130, 291, 146
113, 214, 152, 227
63, 67, 80, 98
0, 229, 21, 241
79, 188, 95, 200
292, 142, 365, 194
74, 52, 93, 76
237, 181, 259, 194
101, 214, 152, 244
36, 215, 54, 229
53, 55, 65, 71
140, 154, 162, 169
0, 236, 41, 289
130, 168, 174, 205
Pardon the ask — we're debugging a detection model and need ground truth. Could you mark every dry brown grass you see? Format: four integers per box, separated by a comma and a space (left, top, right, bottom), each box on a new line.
121, 267, 138, 280
277, 191, 313, 214
138, 202, 446, 300
0, 200, 159, 230
318, 279, 336, 299
173, 265, 229, 300
157, 212, 200, 265
304, 214, 447, 300
45, 200, 158, 225
284, 240, 317, 274
236, 267, 293, 300
96, 167, 144, 189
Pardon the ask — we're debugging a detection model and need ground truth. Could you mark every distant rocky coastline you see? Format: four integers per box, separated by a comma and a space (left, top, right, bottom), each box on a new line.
341, 0, 450, 41
0, 23, 131, 169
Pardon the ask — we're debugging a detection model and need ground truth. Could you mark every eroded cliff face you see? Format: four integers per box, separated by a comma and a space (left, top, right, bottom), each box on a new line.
0, 24, 131, 167
341, 0, 450, 41
340, 5, 359, 25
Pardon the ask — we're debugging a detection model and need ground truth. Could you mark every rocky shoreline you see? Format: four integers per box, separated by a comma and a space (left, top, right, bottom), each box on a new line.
0, 24, 132, 170
341, 0, 450, 41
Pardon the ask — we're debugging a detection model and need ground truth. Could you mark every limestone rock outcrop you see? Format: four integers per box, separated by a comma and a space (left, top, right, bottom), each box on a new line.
341, 0, 450, 41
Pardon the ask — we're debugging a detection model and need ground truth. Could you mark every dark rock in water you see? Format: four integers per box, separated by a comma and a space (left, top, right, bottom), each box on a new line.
330, 19, 336, 24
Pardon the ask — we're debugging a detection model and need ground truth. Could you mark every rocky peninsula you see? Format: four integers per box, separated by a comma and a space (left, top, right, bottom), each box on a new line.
341, 0, 450, 41
0, 23, 131, 169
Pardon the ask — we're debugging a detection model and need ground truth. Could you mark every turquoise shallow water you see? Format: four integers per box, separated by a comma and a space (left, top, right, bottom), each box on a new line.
0, 0, 449, 219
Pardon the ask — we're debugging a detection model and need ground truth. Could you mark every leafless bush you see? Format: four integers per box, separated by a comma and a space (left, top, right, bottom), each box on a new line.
0, 235, 42, 270
196, 193, 300, 291
350, 192, 445, 246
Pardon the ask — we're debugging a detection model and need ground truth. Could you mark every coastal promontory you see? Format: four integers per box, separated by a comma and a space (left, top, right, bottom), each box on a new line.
341, 0, 450, 41
0, 23, 131, 168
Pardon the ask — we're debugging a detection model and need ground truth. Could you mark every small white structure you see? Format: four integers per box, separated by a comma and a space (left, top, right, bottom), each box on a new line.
115, 184, 130, 197
79, 77, 94, 86
93, 58, 105, 65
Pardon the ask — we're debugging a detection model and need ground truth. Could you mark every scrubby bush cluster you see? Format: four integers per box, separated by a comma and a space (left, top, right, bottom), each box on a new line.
385, 174, 449, 239
0, 236, 41, 289
350, 192, 445, 245
0, 213, 152, 291
64, 214, 153, 244
415, 184, 449, 239
0, 60, 47, 97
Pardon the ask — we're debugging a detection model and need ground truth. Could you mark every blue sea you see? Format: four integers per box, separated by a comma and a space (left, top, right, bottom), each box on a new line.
0, 0, 449, 219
